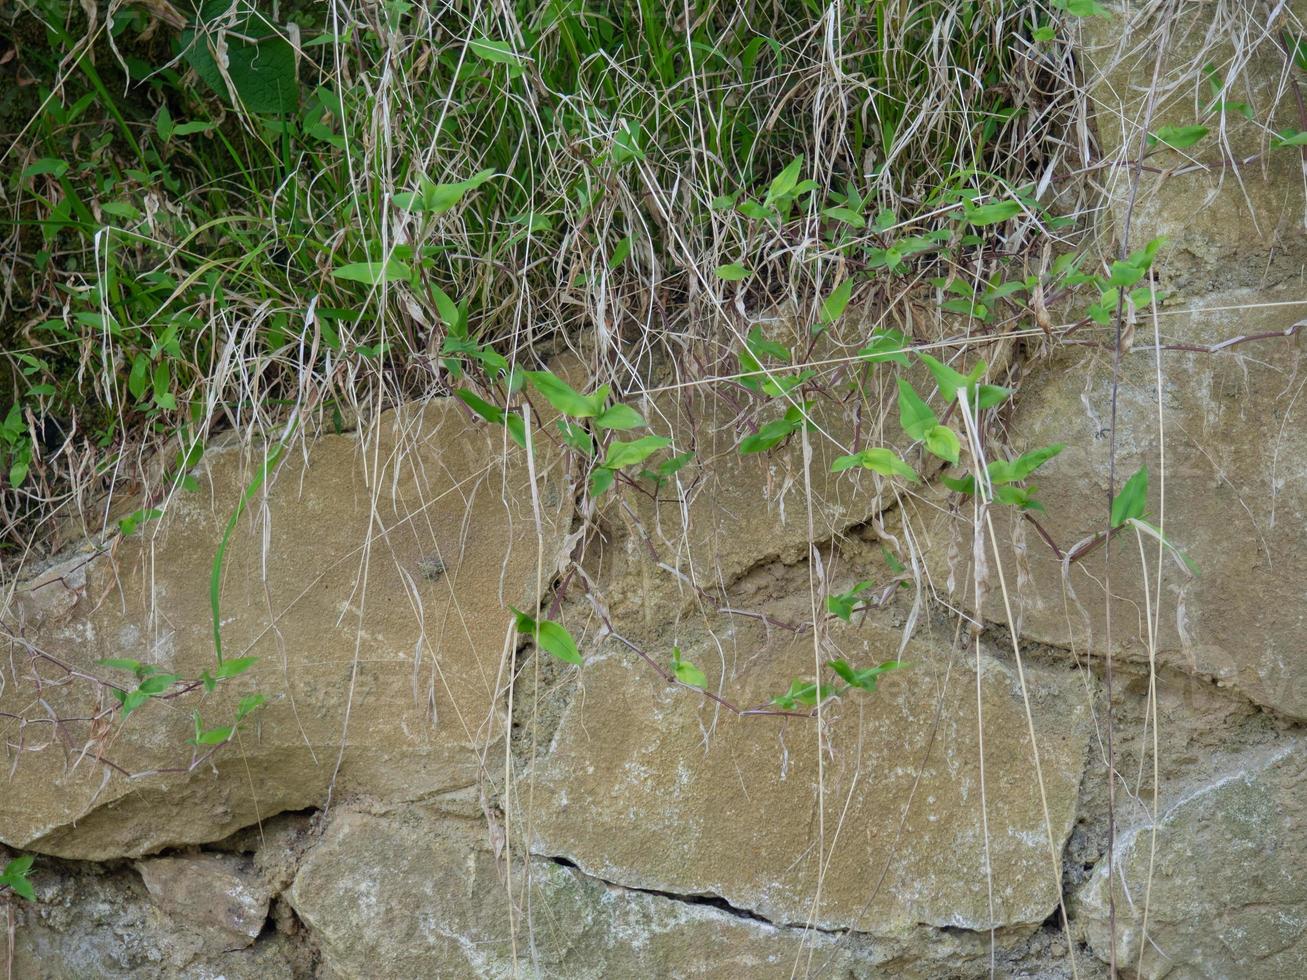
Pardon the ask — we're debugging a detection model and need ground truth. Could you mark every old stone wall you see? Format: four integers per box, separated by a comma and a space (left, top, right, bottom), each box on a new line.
4, 3, 1307, 977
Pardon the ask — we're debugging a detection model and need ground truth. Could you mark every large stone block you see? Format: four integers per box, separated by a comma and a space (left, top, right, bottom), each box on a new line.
524, 619, 1089, 936
1076, 740, 1307, 977
909, 287, 1307, 719
1081, 3, 1307, 294
0, 402, 569, 858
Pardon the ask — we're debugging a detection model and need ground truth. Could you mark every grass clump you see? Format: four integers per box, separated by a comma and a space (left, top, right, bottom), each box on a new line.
0, 0, 1088, 561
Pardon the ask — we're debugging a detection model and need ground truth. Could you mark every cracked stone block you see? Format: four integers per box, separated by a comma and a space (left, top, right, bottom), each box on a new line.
135, 854, 271, 952
525, 619, 1090, 939
0, 401, 570, 859
287, 803, 1057, 979
1076, 740, 1307, 977
909, 287, 1307, 720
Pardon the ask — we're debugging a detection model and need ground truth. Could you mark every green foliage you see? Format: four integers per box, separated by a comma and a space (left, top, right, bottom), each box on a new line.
671, 647, 707, 689
511, 607, 583, 666
1111, 465, 1149, 528
0, 855, 36, 901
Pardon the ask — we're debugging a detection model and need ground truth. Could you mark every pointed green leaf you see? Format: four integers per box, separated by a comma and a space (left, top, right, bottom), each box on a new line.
1111, 465, 1149, 528
924, 424, 961, 464
896, 378, 937, 440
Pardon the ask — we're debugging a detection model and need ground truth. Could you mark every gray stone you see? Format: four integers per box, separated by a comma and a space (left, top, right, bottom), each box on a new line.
1076, 740, 1307, 978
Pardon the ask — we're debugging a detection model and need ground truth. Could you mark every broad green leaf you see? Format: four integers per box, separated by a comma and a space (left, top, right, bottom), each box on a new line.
193, 726, 234, 745
214, 656, 258, 680
987, 443, 1065, 484
510, 607, 583, 665
4, 856, 34, 877
136, 673, 179, 695
994, 484, 1044, 511
557, 419, 595, 455
819, 280, 854, 325
976, 384, 1011, 409
179, 13, 298, 113
896, 378, 937, 440
589, 466, 615, 496
715, 263, 751, 281
916, 352, 981, 403
739, 417, 797, 454
924, 424, 961, 464
822, 205, 865, 227
527, 371, 600, 418
333, 259, 411, 285
1111, 465, 1148, 527
1273, 129, 1307, 148
21, 158, 68, 179
1150, 125, 1209, 149
594, 404, 645, 430
826, 581, 873, 622
830, 447, 919, 482
603, 435, 671, 469
671, 648, 707, 689
455, 389, 506, 425
747, 327, 790, 360
857, 330, 911, 366
1051, 0, 1110, 14
764, 155, 803, 205
941, 474, 976, 494
235, 694, 266, 722
963, 200, 1021, 226
469, 38, 521, 64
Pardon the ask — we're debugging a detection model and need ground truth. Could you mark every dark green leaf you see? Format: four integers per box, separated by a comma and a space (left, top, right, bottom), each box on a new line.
1111, 465, 1149, 528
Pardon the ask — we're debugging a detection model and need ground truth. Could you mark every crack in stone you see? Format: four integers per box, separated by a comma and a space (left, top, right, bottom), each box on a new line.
541, 853, 849, 935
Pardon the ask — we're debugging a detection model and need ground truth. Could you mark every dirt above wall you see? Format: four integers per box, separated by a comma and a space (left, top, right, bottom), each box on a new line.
5, 3, 1307, 978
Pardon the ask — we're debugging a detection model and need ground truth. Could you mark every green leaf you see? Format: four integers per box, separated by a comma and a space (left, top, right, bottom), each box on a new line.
715, 263, 751, 281
1, 871, 35, 901
975, 384, 1011, 410
557, 419, 595, 455
594, 403, 645, 430
987, 443, 1065, 485
527, 371, 600, 418
941, 474, 976, 494
822, 206, 865, 227
213, 656, 258, 680
671, 647, 707, 689
128, 354, 150, 400
1111, 465, 1148, 528
1051, 0, 1110, 15
455, 388, 506, 425
764, 155, 803, 206
603, 435, 671, 469
5, 856, 34, 877
772, 677, 835, 709
896, 378, 937, 440
21, 158, 68, 179
963, 200, 1021, 226
235, 694, 266, 722
739, 416, 798, 454
98, 658, 145, 675
179, 14, 299, 114
747, 327, 790, 360
916, 352, 981, 403
589, 466, 615, 496
830, 447, 919, 482
469, 38, 521, 64
510, 607, 583, 665
1273, 129, 1307, 148
826, 582, 873, 622
827, 658, 903, 692
193, 726, 234, 745
994, 484, 1044, 511
819, 279, 854, 325
333, 259, 411, 285
136, 673, 179, 695
857, 330, 911, 366
505, 413, 527, 448
1149, 125, 1209, 149
117, 689, 152, 716
924, 424, 961, 464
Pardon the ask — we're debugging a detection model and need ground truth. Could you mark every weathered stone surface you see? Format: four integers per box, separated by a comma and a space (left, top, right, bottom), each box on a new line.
1076, 740, 1307, 978
0, 402, 569, 858
1081, 3, 1307, 295
288, 802, 1076, 979
8, 857, 304, 978
525, 619, 1089, 936
909, 287, 1307, 719
597, 385, 884, 625
135, 854, 270, 952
